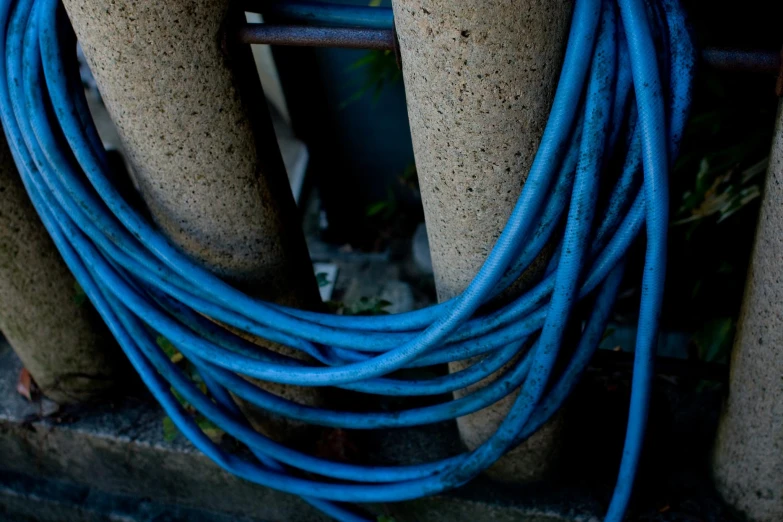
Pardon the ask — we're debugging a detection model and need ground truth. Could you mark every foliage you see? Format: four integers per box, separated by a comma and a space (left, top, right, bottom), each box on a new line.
365, 187, 398, 221
691, 317, 734, 365
366, 164, 419, 218
327, 297, 392, 316
156, 335, 224, 443
674, 157, 766, 227
342, 49, 401, 108
656, 66, 777, 338
161, 416, 179, 442
341, 0, 399, 107
72, 281, 87, 307
363, 163, 421, 246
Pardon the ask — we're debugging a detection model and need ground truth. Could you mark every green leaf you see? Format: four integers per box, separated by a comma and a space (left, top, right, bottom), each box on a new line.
343, 50, 401, 107
601, 327, 616, 342
325, 300, 345, 314
170, 387, 188, 408
345, 297, 392, 316
196, 416, 225, 442
693, 317, 734, 364
674, 155, 766, 227
377, 516, 396, 522
156, 336, 179, 359
347, 53, 378, 71
366, 201, 390, 217
72, 281, 87, 306
162, 416, 179, 442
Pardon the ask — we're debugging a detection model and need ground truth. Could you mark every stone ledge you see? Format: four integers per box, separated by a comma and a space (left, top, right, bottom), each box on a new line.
0, 339, 734, 521
0, 340, 602, 522
0, 470, 263, 522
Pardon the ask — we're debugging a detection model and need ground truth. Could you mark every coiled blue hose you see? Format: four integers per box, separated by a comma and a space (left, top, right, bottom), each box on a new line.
0, 0, 694, 520
260, 1, 395, 29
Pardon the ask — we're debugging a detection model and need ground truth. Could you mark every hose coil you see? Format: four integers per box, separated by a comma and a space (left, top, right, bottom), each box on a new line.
0, 0, 694, 519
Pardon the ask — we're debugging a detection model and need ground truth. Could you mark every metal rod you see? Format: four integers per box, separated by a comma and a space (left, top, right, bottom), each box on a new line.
238, 24, 395, 50
243, 1, 394, 30
701, 48, 781, 74
238, 24, 782, 77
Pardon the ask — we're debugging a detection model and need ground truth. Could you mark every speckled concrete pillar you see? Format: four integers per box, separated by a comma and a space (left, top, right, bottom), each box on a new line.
0, 129, 125, 404
393, 0, 572, 481
61, 0, 323, 440
712, 102, 783, 522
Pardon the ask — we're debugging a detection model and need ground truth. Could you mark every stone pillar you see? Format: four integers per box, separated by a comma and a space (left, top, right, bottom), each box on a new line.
0, 129, 126, 404
712, 102, 783, 521
61, 0, 323, 441
392, 0, 572, 481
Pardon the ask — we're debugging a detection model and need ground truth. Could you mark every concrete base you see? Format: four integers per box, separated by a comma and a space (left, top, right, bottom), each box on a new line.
0, 470, 263, 522
0, 340, 597, 522
0, 335, 740, 522
0, 340, 330, 522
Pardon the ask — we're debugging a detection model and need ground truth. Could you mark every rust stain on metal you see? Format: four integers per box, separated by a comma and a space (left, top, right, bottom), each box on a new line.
238, 24, 395, 50
701, 48, 781, 74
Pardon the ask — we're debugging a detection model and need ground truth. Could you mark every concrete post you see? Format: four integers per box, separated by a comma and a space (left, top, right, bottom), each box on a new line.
61, 0, 324, 441
0, 129, 126, 404
712, 102, 783, 521
392, 0, 572, 481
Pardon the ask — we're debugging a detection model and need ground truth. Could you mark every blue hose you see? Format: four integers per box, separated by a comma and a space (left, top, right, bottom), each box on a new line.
258, 1, 395, 29
0, 0, 694, 519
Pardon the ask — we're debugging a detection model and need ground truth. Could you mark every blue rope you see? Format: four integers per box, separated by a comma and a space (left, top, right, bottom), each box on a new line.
0, 0, 694, 519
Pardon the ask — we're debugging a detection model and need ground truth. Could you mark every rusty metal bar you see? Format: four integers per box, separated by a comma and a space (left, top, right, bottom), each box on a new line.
701, 48, 781, 74
242, 1, 394, 29
238, 24, 782, 77
238, 24, 395, 50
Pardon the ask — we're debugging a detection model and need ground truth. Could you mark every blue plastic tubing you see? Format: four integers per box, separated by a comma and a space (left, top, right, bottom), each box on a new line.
0, 0, 694, 519
258, 1, 396, 29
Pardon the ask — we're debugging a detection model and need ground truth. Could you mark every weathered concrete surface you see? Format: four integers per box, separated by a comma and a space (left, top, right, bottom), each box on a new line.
0, 338, 741, 522
62, 0, 317, 304
712, 103, 783, 521
0, 341, 602, 522
0, 341, 331, 522
392, 0, 573, 481
0, 129, 126, 404
62, 0, 323, 438
0, 470, 265, 522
